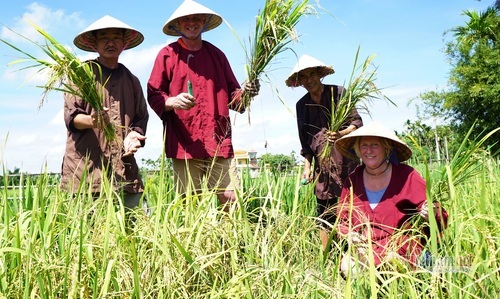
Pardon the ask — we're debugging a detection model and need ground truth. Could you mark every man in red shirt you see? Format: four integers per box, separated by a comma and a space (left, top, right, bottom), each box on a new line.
147, 0, 259, 211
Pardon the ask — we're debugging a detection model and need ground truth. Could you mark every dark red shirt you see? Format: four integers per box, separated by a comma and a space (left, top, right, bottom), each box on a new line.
337, 163, 449, 265
147, 40, 243, 159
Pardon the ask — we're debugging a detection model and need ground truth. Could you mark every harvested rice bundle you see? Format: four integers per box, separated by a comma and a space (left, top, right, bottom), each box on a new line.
236, 0, 316, 114
320, 47, 394, 168
1, 20, 115, 142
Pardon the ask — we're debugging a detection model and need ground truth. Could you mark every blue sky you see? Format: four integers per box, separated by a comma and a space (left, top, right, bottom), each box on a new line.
0, 0, 493, 173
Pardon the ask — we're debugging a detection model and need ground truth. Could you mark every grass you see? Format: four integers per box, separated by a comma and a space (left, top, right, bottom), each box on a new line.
0, 146, 499, 298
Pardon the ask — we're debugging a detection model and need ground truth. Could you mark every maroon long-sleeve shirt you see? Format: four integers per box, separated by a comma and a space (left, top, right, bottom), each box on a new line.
147, 39, 243, 159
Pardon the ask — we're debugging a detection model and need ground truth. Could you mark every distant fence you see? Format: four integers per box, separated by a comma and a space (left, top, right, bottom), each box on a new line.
1, 165, 305, 190
1, 172, 60, 190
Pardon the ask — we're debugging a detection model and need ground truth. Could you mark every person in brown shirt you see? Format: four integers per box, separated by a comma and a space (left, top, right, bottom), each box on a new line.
286, 54, 363, 251
61, 15, 149, 212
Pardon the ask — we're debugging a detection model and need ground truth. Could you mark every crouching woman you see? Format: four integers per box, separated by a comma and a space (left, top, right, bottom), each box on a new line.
333, 121, 448, 276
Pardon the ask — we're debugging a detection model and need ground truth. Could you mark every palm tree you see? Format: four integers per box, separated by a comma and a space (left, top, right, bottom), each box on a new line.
451, 7, 499, 49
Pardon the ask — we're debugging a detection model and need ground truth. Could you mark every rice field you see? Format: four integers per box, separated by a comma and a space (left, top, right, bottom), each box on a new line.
0, 151, 498, 298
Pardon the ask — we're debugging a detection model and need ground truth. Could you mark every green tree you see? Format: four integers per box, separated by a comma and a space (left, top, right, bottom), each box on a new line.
140, 155, 172, 177
258, 153, 295, 175
451, 8, 499, 46
399, 120, 454, 164
416, 5, 500, 156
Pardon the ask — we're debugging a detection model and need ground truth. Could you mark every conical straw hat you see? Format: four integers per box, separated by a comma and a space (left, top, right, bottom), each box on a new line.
334, 121, 412, 162
285, 54, 335, 87
73, 15, 144, 52
162, 0, 223, 36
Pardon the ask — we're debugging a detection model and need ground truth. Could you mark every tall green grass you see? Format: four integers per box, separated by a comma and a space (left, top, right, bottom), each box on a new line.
0, 151, 498, 298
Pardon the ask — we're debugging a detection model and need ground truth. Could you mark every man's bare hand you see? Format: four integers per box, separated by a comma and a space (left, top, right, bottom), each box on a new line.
166, 93, 196, 110
90, 107, 110, 130
123, 131, 146, 157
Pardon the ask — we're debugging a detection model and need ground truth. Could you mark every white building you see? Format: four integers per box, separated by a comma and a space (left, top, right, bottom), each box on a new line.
233, 149, 259, 178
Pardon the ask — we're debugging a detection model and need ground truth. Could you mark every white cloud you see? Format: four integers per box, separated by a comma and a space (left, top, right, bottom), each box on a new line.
120, 43, 171, 80
49, 108, 64, 126
1, 3, 83, 43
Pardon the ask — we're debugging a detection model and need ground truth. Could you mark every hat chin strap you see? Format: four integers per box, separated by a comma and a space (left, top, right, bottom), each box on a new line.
122, 30, 136, 50
81, 35, 97, 52
365, 158, 389, 171
365, 150, 394, 171
201, 15, 212, 32
169, 25, 184, 37
388, 149, 399, 165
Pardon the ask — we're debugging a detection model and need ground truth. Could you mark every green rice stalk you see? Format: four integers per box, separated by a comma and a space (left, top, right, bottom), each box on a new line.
0, 20, 115, 142
235, 0, 316, 114
409, 123, 500, 203
319, 46, 394, 169
432, 125, 500, 202
0, 158, 498, 296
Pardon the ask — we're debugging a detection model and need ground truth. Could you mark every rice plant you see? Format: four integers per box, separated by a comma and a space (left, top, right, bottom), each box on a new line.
235, 0, 316, 114
0, 20, 115, 142
319, 46, 394, 168
1, 146, 498, 297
